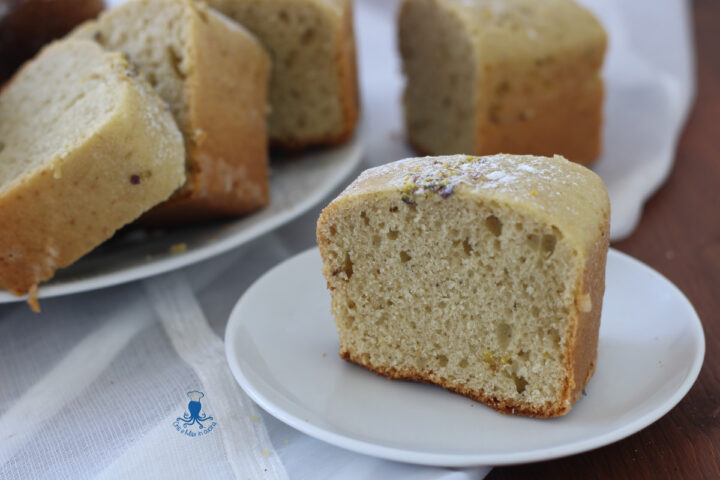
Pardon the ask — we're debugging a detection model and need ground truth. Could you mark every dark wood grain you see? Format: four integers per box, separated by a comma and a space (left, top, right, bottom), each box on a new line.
489, 1, 720, 479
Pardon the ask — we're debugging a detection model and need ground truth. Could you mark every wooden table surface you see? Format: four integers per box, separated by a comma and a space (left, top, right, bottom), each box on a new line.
490, 1, 720, 478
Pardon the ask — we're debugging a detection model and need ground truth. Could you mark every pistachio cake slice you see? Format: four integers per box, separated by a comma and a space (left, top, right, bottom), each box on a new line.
317, 154, 609, 417
0, 39, 185, 297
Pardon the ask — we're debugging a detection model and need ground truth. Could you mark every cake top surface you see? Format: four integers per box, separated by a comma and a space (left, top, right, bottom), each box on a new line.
311, 0, 348, 12
208, 0, 347, 15
338, 154, 609, 251
0, 39, 141, 194
437, 0, 606, 61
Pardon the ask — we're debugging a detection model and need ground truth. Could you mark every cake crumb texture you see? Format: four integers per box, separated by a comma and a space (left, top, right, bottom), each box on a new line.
72, 0, 271, 224
399, 0, 606, 165
317, 154, 609, 417
0, 39, 185, 295
206, 0, 359, 149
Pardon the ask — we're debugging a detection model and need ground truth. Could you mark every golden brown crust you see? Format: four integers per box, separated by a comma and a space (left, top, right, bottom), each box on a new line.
407, 79, 605, 167
340, 348, 568, 418
0, 129, 183, 295
469, 19, 607, 167
553, 200, 608, 410
140, 4, 271, 226
335, 0, 360, 145
401, 0, 606, 166
472, 79, 604, 167
269, 0, 359, 151
566, 208, 610, 404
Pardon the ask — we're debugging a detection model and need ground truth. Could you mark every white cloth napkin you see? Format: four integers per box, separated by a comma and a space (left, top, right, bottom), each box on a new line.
0, 0, 694, 478
0, 225, 490, 479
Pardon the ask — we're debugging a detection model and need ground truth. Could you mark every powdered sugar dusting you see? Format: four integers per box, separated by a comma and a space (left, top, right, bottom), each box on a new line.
517, 164, 538, 174
383, 154, 581, 198
483, 169, 518, 187
339, 154, 607, 248
345, 154, 601, 225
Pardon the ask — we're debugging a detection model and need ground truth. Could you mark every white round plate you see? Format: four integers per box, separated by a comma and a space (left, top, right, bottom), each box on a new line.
0, 133, 362, 303
226, 247, 705, 467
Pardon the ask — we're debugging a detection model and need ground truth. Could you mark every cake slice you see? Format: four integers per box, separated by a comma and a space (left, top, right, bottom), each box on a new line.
72, 0, 271, 224
0, 39, 185, 297
399, 0, 607, 165
206, 0, 359, 149
317, 154, 610, 417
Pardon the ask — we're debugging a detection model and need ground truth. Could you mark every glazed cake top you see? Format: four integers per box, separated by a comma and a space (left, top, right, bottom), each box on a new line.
336, 154, 609, 252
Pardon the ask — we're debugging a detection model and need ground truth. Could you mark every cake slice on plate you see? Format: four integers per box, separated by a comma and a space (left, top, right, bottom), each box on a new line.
317, 154, 610, 417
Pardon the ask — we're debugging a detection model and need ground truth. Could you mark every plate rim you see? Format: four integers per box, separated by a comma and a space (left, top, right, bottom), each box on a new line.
0, 133, 363, 304
225, 247, 705, 467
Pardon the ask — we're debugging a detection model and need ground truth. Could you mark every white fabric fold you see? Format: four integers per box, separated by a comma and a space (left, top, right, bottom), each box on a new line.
0, 244, 492, 479
143, 272, 289, 480
0, 300, 150, 466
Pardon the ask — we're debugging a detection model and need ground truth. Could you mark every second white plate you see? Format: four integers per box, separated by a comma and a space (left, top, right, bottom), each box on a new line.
226, 247, 705, 467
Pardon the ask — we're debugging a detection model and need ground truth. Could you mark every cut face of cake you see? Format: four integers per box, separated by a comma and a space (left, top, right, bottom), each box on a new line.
317, 154, 610, 417
0, 39, 185, 296
72, 0, 271, 224
399, 0, 607, 165
206, 0, 359, 149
